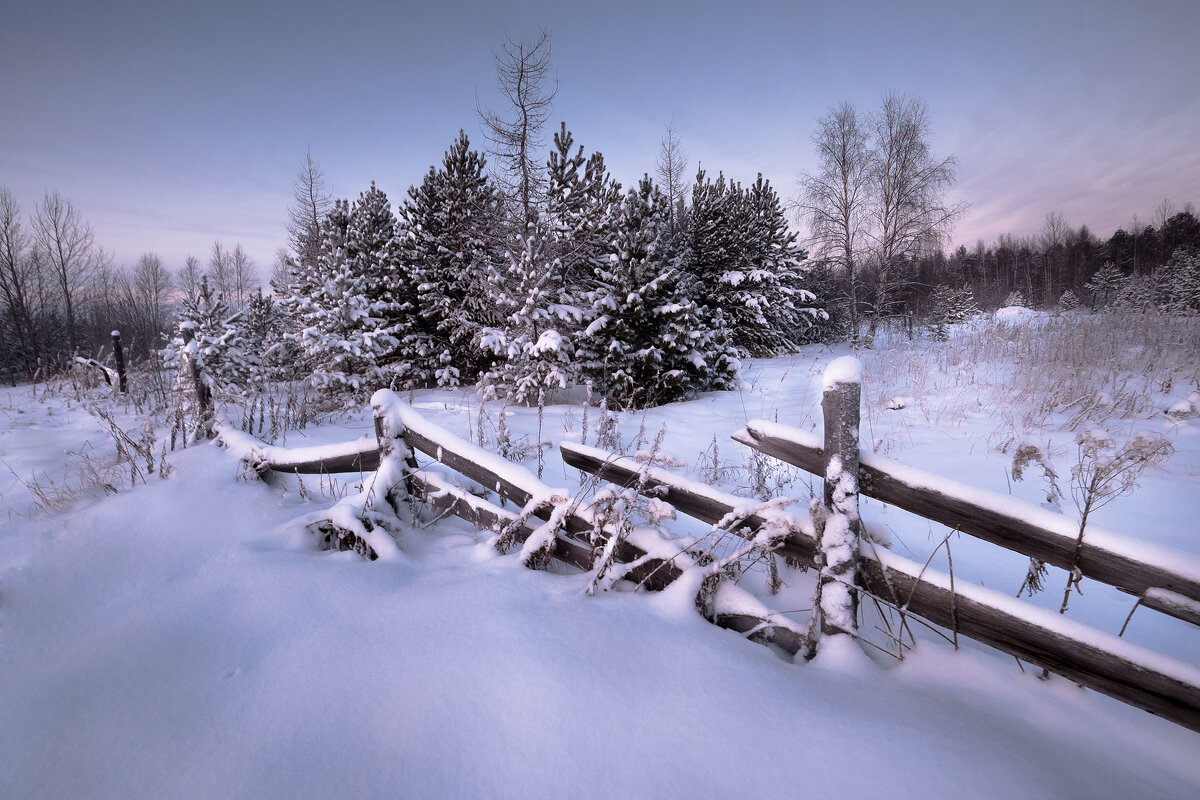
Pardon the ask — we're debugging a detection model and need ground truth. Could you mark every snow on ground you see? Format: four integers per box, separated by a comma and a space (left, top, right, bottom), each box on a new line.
3, 315, 1200, 798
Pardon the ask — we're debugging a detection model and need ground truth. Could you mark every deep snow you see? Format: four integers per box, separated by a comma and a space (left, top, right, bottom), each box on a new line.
3, 316, 1200, 799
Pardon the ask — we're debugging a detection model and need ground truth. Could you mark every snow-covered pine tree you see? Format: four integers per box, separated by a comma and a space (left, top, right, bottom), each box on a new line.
746, 174, 823, 348
341, 183, 411, 383
396, 131, 503, 387
1085, 261, 1124, 309
545, 124, 620, 303
479, 223, 579, 404
287, 199, 397, 399
243, 287, 285, 387
161, 274, 251, 396
927, 285, 954, 341
1157, 248, 1200, 314
686, 170, 819, 356
577, 176, 738, 409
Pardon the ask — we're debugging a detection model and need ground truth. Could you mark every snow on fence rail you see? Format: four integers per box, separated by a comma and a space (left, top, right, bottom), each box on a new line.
730, 422, 1200, 627
218, 389, 803, 652
217, 378, 1200, 733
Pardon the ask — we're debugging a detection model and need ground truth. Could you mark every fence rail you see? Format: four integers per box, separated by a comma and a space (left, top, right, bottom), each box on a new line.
731, 420, 1200, 627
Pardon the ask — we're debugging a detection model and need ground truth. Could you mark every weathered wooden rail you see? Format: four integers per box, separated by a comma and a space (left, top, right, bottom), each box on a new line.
219, 389, 803, 652
731, 420, 1200, 627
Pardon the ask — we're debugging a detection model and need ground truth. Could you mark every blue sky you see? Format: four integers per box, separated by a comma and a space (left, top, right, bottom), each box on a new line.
2, 0, 1197, 273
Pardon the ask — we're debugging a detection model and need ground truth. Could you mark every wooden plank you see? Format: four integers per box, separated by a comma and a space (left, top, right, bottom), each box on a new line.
732, 421, 1200, 622
266, 445, 381, 475
563, 439, 1200, 733
560, 441, 818, 567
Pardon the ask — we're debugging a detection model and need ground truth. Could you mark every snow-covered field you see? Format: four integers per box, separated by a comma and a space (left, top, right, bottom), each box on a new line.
3, 311, 1200, 799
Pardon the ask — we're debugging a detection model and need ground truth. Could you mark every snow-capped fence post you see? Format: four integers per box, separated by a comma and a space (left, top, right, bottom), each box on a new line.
111, 330, 127, 393
816, 355, 863, 643
371, 390, 421, 507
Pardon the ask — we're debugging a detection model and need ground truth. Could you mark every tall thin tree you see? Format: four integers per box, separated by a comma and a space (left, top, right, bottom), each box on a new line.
476, 29, 557, 231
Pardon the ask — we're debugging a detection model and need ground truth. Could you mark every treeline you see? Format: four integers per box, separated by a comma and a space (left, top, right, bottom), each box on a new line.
906, 205, 1200, 313
0, 184, 257, 382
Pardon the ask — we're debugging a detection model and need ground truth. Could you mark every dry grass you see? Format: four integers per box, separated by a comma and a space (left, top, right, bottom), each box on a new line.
860, 311, 1200, 450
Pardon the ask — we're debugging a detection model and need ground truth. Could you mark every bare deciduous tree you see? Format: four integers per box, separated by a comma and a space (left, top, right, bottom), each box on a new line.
0, 188, 43, 376
209, 241, 233, 299
33, 191, 96, 353
231, 243, 256, 307
288, 150, 332, 271
270, 247, 293, 294
476, 29, 557, 230
134, 252, 173, 345
656, 121, 688, 233
865, 93, 965, 344
797, 102, 873, 343
178, 255, 202, 300
1039, 211, 1070, 304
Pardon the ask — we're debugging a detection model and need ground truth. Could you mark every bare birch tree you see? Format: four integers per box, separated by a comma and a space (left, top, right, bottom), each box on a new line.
178, 255, 202, 300
864, 93, 965, 345
476, 29, 557, 231
209, 241, 233, 299
231, 243, 256, 307
797, 103, 873, 343
33, 191, 96, 354
134, 252, 173, 345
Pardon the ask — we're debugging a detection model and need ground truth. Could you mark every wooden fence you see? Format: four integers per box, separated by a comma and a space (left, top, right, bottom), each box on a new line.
218, 370, 1200, 734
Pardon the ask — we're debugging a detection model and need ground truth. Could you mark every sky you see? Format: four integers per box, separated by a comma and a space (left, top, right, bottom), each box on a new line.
2, 0, 1197, 275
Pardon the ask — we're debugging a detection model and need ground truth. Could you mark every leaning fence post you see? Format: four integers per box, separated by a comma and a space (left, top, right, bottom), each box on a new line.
110, 330, 128, 393
817, 355, 863, 641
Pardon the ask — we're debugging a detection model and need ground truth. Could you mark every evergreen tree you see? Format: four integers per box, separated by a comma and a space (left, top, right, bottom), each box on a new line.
243, 288, 285, 386
162, 274, 250, 396
577, 177, 738, 409
479, 224, 579, 404
1085, 261, 1124, 309
286, 200, 396, 398
1158, 248, 1200, 314
686, 170, 821, 356
544, 123, 620, 300
396, 131, 503, 387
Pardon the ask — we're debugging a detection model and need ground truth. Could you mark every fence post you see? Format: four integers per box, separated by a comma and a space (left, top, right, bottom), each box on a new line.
818, 355, 863, 641
110, 330, 128, 393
